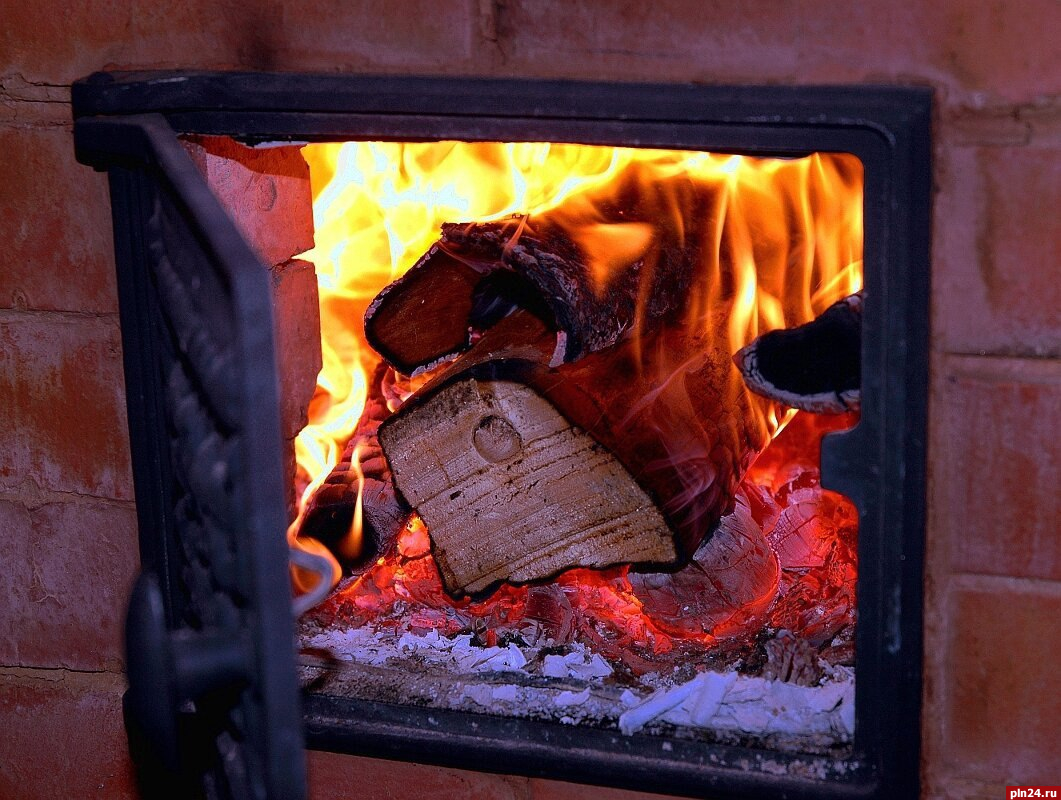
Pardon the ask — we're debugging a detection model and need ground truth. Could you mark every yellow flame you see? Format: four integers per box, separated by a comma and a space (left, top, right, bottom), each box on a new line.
345, 441, 366, 561
573, 221, 656, 293
291, 141, 864, 595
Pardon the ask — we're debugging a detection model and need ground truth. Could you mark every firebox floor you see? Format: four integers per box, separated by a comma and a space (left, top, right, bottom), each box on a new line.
297, 624, 854, 757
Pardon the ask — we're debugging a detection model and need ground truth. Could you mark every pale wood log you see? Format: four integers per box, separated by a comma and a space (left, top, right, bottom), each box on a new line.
379, 376, 676, 597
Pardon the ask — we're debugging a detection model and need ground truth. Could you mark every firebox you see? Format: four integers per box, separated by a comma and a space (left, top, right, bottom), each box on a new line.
73, 72, 930, 800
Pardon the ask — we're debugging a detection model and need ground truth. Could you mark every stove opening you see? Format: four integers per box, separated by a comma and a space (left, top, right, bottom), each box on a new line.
288, 141, 864, 752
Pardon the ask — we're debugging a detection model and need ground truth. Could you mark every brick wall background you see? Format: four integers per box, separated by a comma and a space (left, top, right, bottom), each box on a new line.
1, 3, 1058, 798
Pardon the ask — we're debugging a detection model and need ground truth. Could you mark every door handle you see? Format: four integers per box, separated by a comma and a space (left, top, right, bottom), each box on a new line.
125, 572, 250, 774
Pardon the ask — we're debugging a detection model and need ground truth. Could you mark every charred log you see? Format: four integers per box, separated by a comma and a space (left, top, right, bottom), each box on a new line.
762, 629, 826, 686
365, 164, 720, 374
734, 293, 862, 413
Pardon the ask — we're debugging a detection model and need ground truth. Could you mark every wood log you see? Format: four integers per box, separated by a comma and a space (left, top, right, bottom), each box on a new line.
734, 293, 862, 413
365, 163, 718, 374
363, 248, 485, 375
381, 377, 677, 596
378, 310, 775, 597
367, 166, 859, 596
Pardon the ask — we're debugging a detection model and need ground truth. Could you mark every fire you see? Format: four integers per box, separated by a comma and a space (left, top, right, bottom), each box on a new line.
290, 141, 863, 597
306, 410, 860, 674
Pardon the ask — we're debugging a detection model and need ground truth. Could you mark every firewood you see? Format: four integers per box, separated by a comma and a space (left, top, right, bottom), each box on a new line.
734, 293, 862, 413
367, 167, 859, 596
378, 310, 776, 597
363, 249, 485, 375
365, 163, 717, 374
381, 376, 676, 596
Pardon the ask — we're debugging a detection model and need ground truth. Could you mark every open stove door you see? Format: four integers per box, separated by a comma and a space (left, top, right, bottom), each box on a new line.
75, 114, 323, 800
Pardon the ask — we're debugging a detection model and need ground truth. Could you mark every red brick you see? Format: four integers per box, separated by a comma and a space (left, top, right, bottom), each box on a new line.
0, 75, 71, 127
0, 315, 133, 500
183, 136, 315, 268
0, 498, 138, 671
932, 356, 1061, 580
307, 752, 524, 800
530, 777, 680, 800
273, 259, 322, 441
798, 2, 1061, 105
934, 145, 1061, 357
0, 1, 476, 86
0, 668, 135, 799
266, 1, 476, 73
0, 127, 118, 313
932, 147, 982, 354
942, 108, 1033, 148
272, 258, 322, 516
943, 582, 1061, 784
494, 1, 799, 83
495, 1, 1060, 106
923, 774, 1017, 800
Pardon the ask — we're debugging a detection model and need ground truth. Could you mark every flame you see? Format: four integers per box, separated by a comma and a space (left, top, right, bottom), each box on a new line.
572, 221, 656, 291
343, 441, 367, 561
291, 141, 863, 596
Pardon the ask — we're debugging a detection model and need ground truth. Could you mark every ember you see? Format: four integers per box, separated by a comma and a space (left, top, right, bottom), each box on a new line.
303, 406, 859, 678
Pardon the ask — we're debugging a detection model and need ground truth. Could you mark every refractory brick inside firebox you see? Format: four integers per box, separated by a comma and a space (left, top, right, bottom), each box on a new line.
182, 135, 322, 517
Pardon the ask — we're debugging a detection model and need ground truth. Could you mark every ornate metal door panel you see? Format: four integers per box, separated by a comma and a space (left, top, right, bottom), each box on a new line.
76, 114, 307, 800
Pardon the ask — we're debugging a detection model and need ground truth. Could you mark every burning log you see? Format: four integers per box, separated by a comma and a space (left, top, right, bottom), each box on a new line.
627, 487, 780, 640
734, 293, 862, 414
364, 163, 861, 597
365, 162, 715, 375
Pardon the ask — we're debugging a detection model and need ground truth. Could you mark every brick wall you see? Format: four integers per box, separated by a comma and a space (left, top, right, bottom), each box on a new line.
1, 3, 1058, 798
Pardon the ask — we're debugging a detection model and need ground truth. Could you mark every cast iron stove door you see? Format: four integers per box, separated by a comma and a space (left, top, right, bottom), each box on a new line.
76, 115, 310, 800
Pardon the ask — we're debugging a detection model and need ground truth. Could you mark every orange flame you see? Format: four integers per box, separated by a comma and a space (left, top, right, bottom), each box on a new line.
291, 141, 863, 597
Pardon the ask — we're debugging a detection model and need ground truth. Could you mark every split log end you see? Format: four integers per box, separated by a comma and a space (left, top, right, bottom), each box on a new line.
379, 376, 680, 598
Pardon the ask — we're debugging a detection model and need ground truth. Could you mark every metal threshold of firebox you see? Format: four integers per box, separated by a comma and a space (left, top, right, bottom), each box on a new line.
73, 71, 930, 800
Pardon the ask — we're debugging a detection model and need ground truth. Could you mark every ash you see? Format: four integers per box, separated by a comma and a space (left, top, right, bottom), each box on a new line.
300, 622, 854, 747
